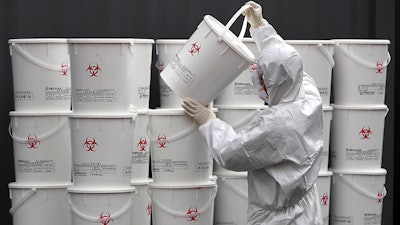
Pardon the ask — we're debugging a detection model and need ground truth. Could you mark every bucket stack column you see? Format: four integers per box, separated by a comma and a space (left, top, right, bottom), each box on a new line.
8, 38, 73, 225
329, 39, 390, 225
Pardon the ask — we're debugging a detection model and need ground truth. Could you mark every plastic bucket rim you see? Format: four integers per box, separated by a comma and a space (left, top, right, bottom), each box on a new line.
148, 108, 218, 115
323, 105, 333, 111
130, 178, 153, 186
286, 40, 335, 45
318, 171, 333, 177
8, 182, 73, 189
9, 111, 72, 116
9, 38, 68, 44
149, 180, 216, 189
69, 112, 137, 118
215, 105, 269, 110
214, 171, 248, 178
332, 39, 390, 45
67, 38, 153, 44
66, 186, 136, 193
332, 104, 388, 110
155, 39, 188, 44
330, 168, 387, 175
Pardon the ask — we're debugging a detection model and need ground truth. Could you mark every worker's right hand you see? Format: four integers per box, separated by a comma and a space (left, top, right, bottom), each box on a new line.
242, 1, 265, 28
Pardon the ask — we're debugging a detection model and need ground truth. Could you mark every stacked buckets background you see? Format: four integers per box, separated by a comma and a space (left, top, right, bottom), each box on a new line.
328, 40, 390, 225
7, 38, 155, 225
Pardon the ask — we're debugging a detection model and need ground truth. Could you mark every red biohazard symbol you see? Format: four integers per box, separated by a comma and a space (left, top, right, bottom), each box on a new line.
157, 61, 164, 72
157, 134, 167, 148
249, 63, 257, 72
186, 207, 199, 221
61, 62, 69, 76
359, 126, 372, 139
189, 42, 201, 56
321, 193, 329, 206
377, 191, 383, 203
376, 60, 384, 73
146, 202, 152, 215
137, 137, 148, 151
27, 135, 40, 149
86, 62, 101, 77
83, 137, 98, 151
99, 212, 112, 225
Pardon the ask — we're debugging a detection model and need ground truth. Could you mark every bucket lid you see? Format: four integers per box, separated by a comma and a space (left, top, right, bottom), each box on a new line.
69, 112, 137, 118
148, 108, 218, 116
155, 39, 188, 44
67, 38, 154, 44
332, 39, 390, 45
8, 182, 73, 189
66, 186, 136, 193
214, 171, 248, 178
241, 37, 255, 43
149, 180, 216, 189
318, 171, 333, 177
286, 40, 335, 45
332, 104, 388, 111
131, 178, 153, 186
331, 168, 387, 175
215, 105, 268, 110
9, 38, 68, 44
203, 15, 256, 63
9, 111, 72, 116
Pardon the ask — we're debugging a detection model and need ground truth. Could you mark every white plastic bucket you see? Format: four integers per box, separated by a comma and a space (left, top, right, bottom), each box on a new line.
9, 111, 72, 184
69, 113, 137, 188
131, 110, 151, 182
129, 39, 155, 110
155, 39, 188, 108
213, 105, 268, 175
148, 108, 213, 185
68, 38, 138, 113
214, 38, 265, 106
213, 172, 248, 225
330, 169, 387, 225
149, 182, 217, 225
8, 182, 72, 225
330, 105, 388, 171
321, 106, 333, 172
316, 171, 333, 225
160, 6, 256, 106
131, 179, 153, 225
9, 38, 71, 112
286, 40, 335, 106
67, 186, 136, 225
332, 39, 391, 105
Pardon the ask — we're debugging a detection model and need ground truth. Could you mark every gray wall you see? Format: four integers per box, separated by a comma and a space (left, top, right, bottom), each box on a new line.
1, 0, 396, 224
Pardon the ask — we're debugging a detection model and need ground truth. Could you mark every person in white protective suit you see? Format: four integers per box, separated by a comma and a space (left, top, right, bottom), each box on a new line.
181, 1, 324, 224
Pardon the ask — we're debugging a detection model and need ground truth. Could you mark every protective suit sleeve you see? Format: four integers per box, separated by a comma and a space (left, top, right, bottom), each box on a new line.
250, 21, 285, 54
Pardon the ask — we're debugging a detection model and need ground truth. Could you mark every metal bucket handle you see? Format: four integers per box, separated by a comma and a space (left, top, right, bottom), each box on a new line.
9, 117, 69, 144
147, 185, 217, 218
9, 188, 37, 214
67, 191, 136, 222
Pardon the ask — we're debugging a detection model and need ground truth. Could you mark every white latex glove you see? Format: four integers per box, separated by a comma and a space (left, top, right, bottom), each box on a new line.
242, 1, 265, 28
182, 98, 216, 126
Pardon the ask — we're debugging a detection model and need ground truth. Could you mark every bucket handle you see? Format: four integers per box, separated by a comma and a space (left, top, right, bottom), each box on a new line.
338, 174, 387, 200
317, 44, 335, 67
67, 191, 136, 222
147, 185, 217, 218
150, 123, 197, 143
221, 178, 248, 200
230, 109, 260, 130
10, 43, 65, 71
220, 5, 251, 41
9, 188, 37, 214
334, 44, 391, 70
9, 117, 69, 144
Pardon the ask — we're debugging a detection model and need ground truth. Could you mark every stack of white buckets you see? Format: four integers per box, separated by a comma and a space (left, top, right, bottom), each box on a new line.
8, 38, 155, 225
329, 40, 390, 225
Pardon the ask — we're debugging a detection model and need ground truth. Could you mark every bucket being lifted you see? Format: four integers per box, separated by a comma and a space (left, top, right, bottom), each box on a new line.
160, 5, 256, 106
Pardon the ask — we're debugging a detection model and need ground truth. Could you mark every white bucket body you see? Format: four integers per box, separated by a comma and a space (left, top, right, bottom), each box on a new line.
321, 106, 333, 172
316, 171, 333, 225
149, 182, 217, 225
330, 105, 388, 171
160, 9, 255, 106
129, 39, 154, 110
68, 39, 137, 113
332, 39, 390, 105
213, 172, 248, 225
148, 109, 213, 185
9, 111, 72, 184
213, 105, 268, 175
67, 186, 136, 225
9, 39, 71, 112
214, 38, 265, 107
156, 39, 188, 108
330, 169, 387, 225
131, 110, 151, 182
9, 182, 72, 225
70, 113, 136, 188
286, 40, 335, 106
131, 179, 153, 225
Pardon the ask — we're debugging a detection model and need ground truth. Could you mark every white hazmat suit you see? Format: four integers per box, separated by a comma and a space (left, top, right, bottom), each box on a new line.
182, 2, 324, 224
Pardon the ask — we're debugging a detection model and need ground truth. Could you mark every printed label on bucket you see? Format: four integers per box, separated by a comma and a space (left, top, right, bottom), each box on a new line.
332, 215, 353, 224
75, 88, 117, 103
74, 163, 131, 177
357, 83, 385, 96
344, 148, 381, 161
132, 151, 150, 164
137, 87, 150, 99
234, 81, 257, 96
16, 159, 55, 173
170, 55, 196, 87
152, 159, 188, 172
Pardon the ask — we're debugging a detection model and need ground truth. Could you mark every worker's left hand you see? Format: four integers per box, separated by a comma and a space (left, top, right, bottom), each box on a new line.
182, 98, 216, 126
